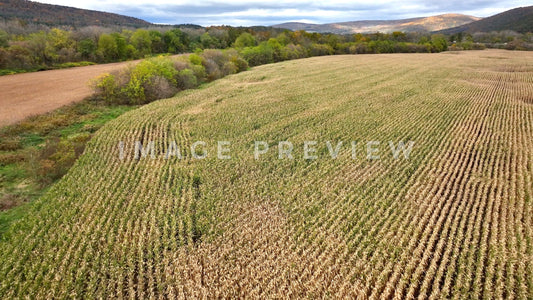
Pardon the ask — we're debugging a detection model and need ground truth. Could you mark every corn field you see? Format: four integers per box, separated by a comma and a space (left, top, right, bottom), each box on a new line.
0, 49, 532, 298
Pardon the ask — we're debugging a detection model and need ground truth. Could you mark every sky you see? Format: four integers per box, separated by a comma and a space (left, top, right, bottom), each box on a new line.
35, 0, 532, 26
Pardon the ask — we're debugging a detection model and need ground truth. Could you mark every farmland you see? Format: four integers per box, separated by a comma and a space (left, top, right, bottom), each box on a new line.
0, 49, 531, 298
0, 56, 185, 127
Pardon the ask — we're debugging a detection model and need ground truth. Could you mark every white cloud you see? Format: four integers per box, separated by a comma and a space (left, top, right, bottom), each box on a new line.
34, 0, 532, 26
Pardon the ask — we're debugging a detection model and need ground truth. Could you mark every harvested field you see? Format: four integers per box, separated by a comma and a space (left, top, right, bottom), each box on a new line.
0, 50, 531, 298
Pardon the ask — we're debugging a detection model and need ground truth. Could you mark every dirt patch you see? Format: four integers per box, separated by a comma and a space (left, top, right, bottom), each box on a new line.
0, 193, 28, 211
0, 56, 184, 127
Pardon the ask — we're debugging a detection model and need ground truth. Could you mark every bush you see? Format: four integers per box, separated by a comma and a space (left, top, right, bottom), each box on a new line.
349, 43, 370, 54
431, 34, 448, 52
231, 56, 248, 71
91, 49, 249, 105
203, 58, 223, 81
393, 42, 409, 53
91, 73, 119, 103
225, 48, 249, 72
407, 43, 430, 53
173, 58, 190, 71
56, 61, 95, 68
176, 69, 198, 90
190, 64, 207, 84
4, 44, 34, 69
143, 76, 178, 102
222, 61, 237, 75
200, 49, 241, 78
28, 137, 84, 186
460, 41, 474, 50
234, 32, 256, 48
121, 57, 178, 104
281, 44, 307, 60
448, 44, 462, 51
241, 43, 273, 66
335, 42, 352, 54
309, 43, 334, 56
188, 53, 203, 65
369, 40, 394, 53
201, 49, 227, 68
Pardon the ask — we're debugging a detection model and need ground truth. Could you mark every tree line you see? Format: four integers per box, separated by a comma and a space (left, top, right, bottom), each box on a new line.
1, 22, 531, 74
0, 24, 452, 73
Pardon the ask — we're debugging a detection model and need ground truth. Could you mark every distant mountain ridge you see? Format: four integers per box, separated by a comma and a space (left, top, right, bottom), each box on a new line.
436, 6, 533, 34
0, 0, 151, 27
273, 14, 481, 34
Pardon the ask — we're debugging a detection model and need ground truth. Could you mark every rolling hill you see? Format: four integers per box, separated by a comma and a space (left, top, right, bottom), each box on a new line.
0, 50, 531, 297
437, 6, 533, 34
273, 14, 480, 34
0, 0, 150, 27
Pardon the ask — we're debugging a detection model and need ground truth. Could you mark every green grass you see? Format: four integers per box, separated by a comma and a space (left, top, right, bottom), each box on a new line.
54, 61, 95, 69
0, 69, 31, 76
19, 133, 45, 147
0, 164, 25, 182
0, 100, 136, 235
0, 61, 96, 76
0, 186, 46, 237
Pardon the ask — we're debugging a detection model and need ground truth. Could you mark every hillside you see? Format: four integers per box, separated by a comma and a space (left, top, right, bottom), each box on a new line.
0, 0, 150, 27
437, 6, 533, 34
0, 50, 531, 298
273, 14, 480, 34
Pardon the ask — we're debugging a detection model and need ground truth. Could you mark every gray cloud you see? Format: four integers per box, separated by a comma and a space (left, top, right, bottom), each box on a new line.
38, 0, 532, 26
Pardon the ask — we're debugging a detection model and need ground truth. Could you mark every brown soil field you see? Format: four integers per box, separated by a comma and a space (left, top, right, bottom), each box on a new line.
0, 56, 182, 127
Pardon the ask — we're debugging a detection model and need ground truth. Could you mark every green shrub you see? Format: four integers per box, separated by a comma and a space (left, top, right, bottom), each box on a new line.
407, 43, 430, 53
222, 61, 237, 75
188, 53, 203, 65
368, 40, 394, 53
91, 49, 248, 105
56, 61, 95, 68
176, 69, 198, 90
234, 32, 256, 48
348, 43, 370, 54
431, 34, 448, 52
393, 42, 409, 53
226, 48, 249, 72
91, 73, 119, 103
190, 64, 207, 84
121, 57, 178, 104
28, 137, 79, 185
281, 44, 307, 60
231, 56, 248, 72
267, 38, 284, 62
241, 43, 274, 66
309, 43, 334, 56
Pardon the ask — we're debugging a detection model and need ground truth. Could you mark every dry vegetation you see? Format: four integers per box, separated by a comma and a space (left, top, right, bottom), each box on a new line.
0, 50, 531, 298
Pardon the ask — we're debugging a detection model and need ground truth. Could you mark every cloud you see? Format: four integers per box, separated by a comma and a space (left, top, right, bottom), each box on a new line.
35, 0, 532, 26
